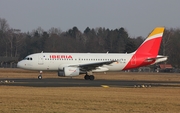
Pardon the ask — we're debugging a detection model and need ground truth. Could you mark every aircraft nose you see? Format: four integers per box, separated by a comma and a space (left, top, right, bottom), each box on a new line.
17, 62, 20, 68
17, 61, 23, 68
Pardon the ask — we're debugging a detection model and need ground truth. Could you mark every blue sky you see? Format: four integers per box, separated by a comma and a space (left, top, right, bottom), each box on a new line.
0, 0, 180, 37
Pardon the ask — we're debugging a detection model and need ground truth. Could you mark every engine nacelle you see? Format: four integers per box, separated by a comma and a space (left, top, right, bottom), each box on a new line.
58, 67, 80, 77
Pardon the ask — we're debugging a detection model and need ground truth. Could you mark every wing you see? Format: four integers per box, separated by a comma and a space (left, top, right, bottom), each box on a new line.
69, 60, 116, 71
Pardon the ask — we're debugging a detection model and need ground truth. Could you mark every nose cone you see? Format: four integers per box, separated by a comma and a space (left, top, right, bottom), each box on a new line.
17, 61, 23, 68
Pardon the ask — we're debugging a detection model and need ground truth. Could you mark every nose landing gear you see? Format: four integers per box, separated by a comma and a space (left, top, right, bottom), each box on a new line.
38, 71, 43, 80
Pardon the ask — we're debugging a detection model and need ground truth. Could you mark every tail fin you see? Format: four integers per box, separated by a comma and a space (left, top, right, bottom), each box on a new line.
135, 27, 165, 56
123, 27, 165, 70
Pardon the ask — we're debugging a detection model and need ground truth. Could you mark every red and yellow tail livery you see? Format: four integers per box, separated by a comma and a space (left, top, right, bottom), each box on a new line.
123, 27, 165, 70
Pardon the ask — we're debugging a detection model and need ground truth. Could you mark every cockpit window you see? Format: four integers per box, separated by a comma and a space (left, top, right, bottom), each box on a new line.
24, 57, 33, 60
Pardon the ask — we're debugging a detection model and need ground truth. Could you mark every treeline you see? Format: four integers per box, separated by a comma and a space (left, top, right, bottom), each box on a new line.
0, 18, 180, 67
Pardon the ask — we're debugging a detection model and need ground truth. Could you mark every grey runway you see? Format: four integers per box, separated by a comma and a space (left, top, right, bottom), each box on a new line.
0, 78, 180, 87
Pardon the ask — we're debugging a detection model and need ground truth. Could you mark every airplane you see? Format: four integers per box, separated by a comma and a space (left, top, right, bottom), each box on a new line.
17, 27, 166, 80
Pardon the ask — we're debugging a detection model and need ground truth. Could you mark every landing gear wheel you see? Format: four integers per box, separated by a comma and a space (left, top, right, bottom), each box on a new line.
89, 75, 95, 80
84, 75, 90, 80
84, 74, 95, 80
38, 71, 43, 80
38, 75, 42, 80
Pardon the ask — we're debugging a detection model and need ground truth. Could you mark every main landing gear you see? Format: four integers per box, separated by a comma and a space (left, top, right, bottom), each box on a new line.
38, 71, 43, 80
84, 74, 95, 80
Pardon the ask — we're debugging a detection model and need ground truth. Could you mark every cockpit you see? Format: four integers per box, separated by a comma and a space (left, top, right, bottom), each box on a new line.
24, 57, 33, 60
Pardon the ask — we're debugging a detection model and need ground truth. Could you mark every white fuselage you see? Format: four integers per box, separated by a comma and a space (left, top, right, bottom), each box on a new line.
17, 53, 133, 72
16, 27, 166, 80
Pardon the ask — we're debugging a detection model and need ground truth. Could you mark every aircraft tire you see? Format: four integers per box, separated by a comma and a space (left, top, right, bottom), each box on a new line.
38, 75, 42, 80
84, 75, 90, 80
89, 75, 95, 80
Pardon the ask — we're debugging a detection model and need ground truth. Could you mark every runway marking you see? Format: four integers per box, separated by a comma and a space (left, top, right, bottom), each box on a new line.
101, 85, 109, 88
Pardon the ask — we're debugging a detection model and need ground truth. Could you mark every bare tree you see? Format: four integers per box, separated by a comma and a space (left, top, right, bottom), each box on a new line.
6, 29, 14, 57
13, 29, 25, 57
162, 28, 174, 56
48, 27, 62, 36
0, 18, 9, 33
0, 18, 10, 56
36, 27, 44, 36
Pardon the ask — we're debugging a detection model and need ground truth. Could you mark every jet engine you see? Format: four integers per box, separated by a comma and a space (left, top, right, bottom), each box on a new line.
58, 67, 80, 77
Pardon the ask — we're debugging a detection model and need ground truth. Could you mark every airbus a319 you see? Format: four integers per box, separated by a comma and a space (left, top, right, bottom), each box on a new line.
17, 27, 167, 80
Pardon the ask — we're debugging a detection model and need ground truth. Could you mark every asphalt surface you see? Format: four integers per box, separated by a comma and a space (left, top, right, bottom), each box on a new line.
0, 77, 180, 87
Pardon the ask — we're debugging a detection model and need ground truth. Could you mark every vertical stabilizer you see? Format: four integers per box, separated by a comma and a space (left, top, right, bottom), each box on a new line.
135, 27, 165, 56
123, 27, 165, 70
